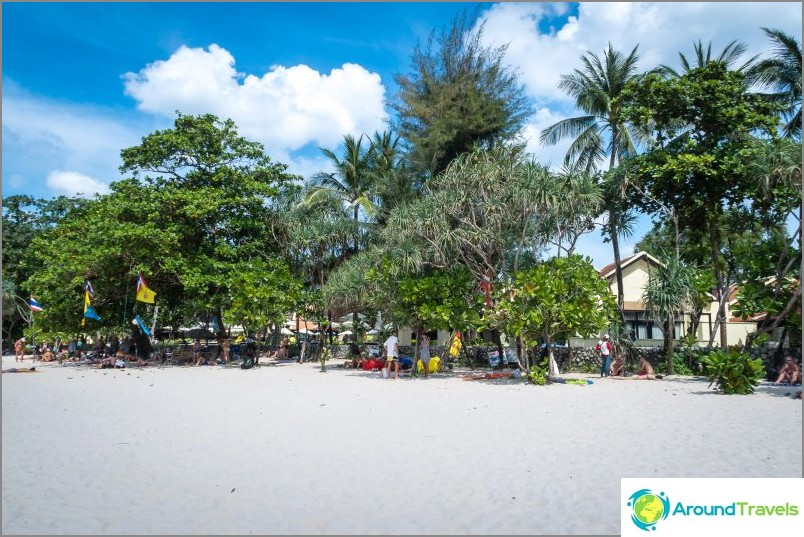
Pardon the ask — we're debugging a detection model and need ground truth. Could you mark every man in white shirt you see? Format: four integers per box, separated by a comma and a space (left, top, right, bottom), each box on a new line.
383, 330, 400, 380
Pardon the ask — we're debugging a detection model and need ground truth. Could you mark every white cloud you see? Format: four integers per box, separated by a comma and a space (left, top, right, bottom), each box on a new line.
123, 44, 390, 157
46, 170, 110, 198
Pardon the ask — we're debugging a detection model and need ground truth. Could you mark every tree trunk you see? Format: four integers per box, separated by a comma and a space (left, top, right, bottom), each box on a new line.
492, 328, 505, 370
664, 315, 674, 375
412, 325, 422, 378
611, 229, 628, 333
709, 223, 729, 349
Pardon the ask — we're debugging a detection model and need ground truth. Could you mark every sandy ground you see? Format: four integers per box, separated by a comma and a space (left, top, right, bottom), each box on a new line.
2, 354, 801, 535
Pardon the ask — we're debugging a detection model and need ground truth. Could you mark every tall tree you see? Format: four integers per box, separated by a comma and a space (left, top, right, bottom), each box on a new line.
393, 9, 533, 178
540, 44, 643, 331
748, 28, 802, 139
620, 62, 783, 349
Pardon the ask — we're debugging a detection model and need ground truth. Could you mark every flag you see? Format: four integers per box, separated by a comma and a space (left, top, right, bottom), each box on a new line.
135, 314, 152, 337
136, 273, 156, 304
83, 291, 101, 322
84, 279, 95, 298
28, 296, 44, 312
449, 331, 463, 358
84, 305, 102, 321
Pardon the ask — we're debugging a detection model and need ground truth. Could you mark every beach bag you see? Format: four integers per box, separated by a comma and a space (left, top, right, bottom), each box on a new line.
114, 359, 126, 369
241, 356, 255, 369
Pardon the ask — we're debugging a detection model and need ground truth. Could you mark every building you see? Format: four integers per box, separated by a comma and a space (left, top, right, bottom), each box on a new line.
594, 251, 757, 347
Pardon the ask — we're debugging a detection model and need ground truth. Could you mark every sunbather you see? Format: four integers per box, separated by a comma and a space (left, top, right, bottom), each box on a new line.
610, 354, 625, 376
612, 357, 659, 380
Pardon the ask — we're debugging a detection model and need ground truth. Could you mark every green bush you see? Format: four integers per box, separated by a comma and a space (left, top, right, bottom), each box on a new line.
702, 349, 765, 394
528, 360, 549, 386
657, 353, 696, 376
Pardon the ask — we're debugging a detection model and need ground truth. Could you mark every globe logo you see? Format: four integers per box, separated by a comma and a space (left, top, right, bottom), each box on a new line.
627, 489, 670, 531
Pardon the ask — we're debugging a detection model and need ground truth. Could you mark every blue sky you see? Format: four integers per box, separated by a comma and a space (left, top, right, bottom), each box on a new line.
2, 2, 801, 267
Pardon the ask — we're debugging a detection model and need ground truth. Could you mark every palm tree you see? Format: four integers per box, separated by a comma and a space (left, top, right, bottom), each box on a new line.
659, 39, 757, 77
541, 44, 643, 332
303, 134, 378, 253
642, 254, 696, 375
540, 44, 642, 172
748, 28, 802, 139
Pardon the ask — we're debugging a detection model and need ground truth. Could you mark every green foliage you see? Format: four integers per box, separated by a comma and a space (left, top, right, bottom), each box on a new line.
702, 349, 765, 394
21, 113, 295, 335
499, 255, 617, 349
528, 359, 549, 386
657, 353, 696, 376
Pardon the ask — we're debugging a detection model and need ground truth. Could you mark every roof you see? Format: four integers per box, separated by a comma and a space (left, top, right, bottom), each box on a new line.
598, 251, 664, 279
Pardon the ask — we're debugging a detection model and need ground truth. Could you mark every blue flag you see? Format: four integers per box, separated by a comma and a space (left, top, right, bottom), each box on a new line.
135, 314, 152, 337
84, 305, 102, 321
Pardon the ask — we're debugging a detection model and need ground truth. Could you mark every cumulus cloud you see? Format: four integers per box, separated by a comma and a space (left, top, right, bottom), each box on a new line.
47, 170, 110, 197
123, 44, 389, 157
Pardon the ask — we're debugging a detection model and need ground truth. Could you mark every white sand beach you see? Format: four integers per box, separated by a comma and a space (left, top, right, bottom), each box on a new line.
2, 354, 801, 535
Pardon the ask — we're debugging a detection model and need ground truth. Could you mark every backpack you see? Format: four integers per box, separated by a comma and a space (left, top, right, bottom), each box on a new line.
241, 356, 255, 370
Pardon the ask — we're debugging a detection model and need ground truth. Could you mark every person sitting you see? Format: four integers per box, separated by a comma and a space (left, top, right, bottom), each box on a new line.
343, 342, 362, 369
633, 356, 657, 380
613, 356, 659, 380
40, 348, 56, 362
609, 354, 625, 377
774, 356, 801, 385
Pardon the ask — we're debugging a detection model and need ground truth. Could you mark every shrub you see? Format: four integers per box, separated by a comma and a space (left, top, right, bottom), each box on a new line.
657, 353, 696, 376
528, 359, 549, 386
702, 349, 765, 394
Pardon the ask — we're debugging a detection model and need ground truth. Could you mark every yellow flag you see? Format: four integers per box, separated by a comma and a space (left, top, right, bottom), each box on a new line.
82, 291, 90, 327
136, 273, 156, 304
449, 332, 463, 357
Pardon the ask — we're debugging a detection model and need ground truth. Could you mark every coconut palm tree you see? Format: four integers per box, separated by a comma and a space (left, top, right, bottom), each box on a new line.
540, 44, 642, 172
541, 44, 643, 333
303, 134, 378, 253
748, 28, 802, 139
659, 39, 757, 77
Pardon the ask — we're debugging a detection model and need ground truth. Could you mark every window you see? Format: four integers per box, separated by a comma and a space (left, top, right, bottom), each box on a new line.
625, 312, 684, 340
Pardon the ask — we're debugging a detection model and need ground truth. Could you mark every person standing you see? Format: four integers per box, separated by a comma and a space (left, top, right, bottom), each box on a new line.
383, 329, 400, 380
597, 334, 613, 377
108, 336, 120, 358
14, 337, 26, 362
221, 337, 231, 364
192, 338, 204, 366
419, 333, 432, 378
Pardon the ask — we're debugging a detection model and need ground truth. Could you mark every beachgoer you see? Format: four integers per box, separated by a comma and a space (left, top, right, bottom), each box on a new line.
633, 356, 657, 380
343, 342, 361, 369
67, 339, 77, 360
94, 339, 106, 359
610, 353, 625, 376
192, 338, 204, 366
383, 330, 400, 380
108, 337, 119, 357
14, 337, 26, 362
419, 333, 432, 378
596, 334, 613, 377
41, 348, 56, 362
221, 337, 231, 364
774, 357, 801, 385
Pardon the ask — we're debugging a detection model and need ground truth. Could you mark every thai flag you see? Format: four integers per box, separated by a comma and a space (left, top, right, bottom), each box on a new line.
28, 297, 44, 312
84, 279, 94, 298
137, 273, 148, 292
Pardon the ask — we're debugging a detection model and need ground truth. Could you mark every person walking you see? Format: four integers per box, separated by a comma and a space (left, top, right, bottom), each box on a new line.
597, 334, 613, 377
383, 329, 400, 380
